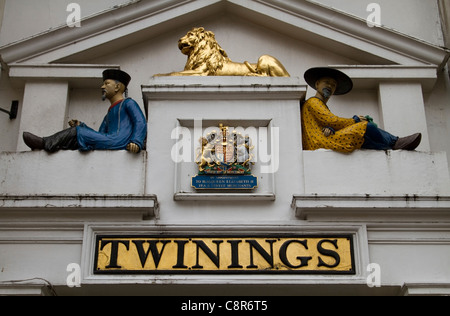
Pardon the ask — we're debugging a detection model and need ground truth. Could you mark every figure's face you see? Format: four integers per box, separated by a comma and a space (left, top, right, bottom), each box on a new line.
101, 79, 122, 101
315, 77, 338, 99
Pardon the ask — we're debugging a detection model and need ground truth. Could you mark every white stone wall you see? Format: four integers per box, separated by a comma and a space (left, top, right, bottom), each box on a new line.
0, 0, 5, 34
1, 1, 450, 296
0, 0, 444, 47
1, 1, 449, 157
310, 0, 444, 46
0, 0, 131, 46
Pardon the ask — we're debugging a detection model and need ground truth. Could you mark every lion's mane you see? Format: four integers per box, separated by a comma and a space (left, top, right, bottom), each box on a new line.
184, 28, 231, 75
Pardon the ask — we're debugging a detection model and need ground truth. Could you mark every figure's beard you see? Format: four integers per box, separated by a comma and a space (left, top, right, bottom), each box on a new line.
322, 88, 332, 99
102, 90, 107, 101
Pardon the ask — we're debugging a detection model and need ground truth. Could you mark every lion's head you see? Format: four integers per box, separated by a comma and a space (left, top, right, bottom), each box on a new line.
178, 27, 230, 75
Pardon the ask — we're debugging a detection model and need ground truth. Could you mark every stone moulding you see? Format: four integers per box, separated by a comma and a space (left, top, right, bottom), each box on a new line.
0, 195, 159, 221
292, 194, 450, 221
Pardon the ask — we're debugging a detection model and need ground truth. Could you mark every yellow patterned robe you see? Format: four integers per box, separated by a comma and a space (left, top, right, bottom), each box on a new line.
301, 97, 368, 153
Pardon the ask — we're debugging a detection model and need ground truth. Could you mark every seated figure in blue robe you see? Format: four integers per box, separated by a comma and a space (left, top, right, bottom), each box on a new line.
23, 69, 147, 154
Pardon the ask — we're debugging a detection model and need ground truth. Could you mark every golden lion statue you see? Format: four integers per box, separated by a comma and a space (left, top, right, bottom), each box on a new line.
156, 27, 290, 77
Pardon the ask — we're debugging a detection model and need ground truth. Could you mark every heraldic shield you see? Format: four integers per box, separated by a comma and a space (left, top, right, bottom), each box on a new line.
215, 141, 235, 165
192, 124, 258, 190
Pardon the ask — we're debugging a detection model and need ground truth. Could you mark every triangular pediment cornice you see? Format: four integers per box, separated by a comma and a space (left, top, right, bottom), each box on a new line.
0, 0, 448, 69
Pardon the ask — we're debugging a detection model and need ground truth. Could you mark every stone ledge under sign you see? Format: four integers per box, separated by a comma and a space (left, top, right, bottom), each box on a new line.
174, 192, 276, 201
0, 195, 159, 221
292, 194, 450, 222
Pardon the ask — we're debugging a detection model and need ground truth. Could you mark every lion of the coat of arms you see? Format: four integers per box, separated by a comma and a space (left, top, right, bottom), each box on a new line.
156, 27, 290, 77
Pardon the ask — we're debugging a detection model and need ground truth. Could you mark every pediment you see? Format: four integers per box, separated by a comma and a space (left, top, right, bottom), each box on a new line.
1, 0, 448, 74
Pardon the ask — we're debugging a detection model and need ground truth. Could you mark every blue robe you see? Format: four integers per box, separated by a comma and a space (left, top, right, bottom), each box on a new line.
76, 98, 147, 152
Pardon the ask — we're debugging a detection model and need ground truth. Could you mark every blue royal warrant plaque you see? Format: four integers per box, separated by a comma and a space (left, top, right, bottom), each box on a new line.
192, 175, 258, 190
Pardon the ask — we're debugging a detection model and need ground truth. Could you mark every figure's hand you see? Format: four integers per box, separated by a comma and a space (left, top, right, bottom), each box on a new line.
126, 143, 140, 153
322, 127, 335, 137
358, 115, 368, 122
69, 119, 81, 127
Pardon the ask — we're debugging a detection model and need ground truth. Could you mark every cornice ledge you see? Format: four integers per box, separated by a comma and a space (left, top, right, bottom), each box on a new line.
330, 65, 439, 91
1, 0, 448, 69
8, 63, 120, 79
0, 194, 159, 221
0, 0, 217, 64
254, 0, 450, 70
401, 283, 450, 296
292, 194, 450, 221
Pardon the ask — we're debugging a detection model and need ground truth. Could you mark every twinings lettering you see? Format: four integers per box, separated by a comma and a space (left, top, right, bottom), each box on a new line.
94, 236, 355, 274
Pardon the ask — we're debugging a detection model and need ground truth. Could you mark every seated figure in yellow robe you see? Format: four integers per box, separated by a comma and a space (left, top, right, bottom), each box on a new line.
301, 67, 422, 153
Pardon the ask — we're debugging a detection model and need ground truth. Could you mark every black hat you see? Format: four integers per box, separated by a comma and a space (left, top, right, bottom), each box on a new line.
304, 67, 353, 95
102, 69, 132, 88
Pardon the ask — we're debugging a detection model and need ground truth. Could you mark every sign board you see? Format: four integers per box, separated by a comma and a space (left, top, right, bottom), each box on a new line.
192, 175, 258, 190
94, 235, 355, 275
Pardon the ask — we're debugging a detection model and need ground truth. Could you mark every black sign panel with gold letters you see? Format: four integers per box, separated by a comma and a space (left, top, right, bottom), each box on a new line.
94, 235, 355, 275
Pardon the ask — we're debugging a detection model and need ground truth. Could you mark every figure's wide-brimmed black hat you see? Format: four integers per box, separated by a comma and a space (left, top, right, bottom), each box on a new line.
102, 69, 132, 88
304, 67, 353, 95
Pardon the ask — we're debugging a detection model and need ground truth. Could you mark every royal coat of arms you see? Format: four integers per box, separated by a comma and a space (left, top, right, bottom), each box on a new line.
192, 124, 258, 190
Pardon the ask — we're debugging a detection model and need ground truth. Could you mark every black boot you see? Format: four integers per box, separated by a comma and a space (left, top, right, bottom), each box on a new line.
23, 132, 45, 151
393, 133, 422, 151
43, 127, 80, 152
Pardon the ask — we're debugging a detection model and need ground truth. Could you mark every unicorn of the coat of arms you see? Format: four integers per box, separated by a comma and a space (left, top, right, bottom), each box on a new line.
196, 124, 254, 175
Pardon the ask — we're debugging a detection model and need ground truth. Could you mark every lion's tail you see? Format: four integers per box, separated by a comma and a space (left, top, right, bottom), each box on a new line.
244, 61, 258, 74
